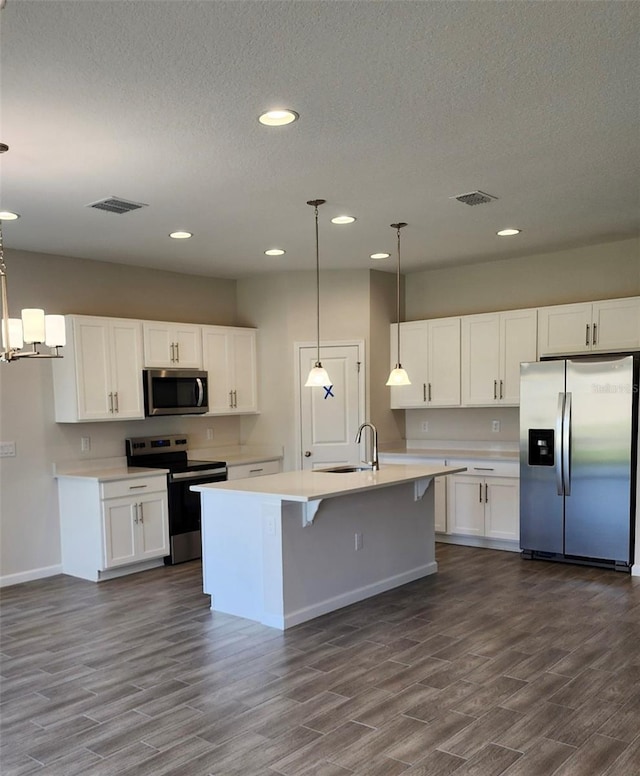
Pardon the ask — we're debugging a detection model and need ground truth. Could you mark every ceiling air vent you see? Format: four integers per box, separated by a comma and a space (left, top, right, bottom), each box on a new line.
451, 191, 498, 206
86, 197, 149, 214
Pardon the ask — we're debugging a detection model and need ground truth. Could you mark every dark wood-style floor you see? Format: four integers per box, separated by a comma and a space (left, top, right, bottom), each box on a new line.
1, 544, 639, 776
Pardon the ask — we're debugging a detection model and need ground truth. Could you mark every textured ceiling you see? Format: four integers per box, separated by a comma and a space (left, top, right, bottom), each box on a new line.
0, 0, 638, 278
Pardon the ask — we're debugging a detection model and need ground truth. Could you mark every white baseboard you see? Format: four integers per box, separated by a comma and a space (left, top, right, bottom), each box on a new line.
0, 564, 63, 588
279, 562, 439, 630
632, 563, 639, 577
436, 533, 521, 553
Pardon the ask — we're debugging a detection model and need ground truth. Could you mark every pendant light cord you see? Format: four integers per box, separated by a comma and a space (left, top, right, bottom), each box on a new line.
390, 222, 407, 367
314, 203, 320, 366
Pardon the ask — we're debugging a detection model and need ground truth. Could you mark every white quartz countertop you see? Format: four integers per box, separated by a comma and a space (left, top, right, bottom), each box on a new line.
192, 463, 465, 502
55, 466, 169, 482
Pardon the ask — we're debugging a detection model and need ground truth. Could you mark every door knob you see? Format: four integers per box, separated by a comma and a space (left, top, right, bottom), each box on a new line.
304, 451, 312, 457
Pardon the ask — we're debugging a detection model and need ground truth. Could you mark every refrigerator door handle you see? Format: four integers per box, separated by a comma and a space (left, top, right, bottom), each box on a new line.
563, 392, 572, 496
555, 392, 565, 496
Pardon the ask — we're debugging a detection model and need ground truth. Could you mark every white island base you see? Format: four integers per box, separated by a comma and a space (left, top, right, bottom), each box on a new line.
195, 464, 464, 630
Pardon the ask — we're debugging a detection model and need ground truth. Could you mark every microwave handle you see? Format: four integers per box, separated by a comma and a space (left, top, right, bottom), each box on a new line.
196, 377, 205, 407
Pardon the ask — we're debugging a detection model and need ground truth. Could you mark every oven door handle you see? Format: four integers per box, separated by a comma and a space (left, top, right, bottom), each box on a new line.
171, 468, 227, 481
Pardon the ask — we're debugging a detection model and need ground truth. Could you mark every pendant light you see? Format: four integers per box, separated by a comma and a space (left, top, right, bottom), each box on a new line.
386, 222, 411, 386
304, 199, 332, 387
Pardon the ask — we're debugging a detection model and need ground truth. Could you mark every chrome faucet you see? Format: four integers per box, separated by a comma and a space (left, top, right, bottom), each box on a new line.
355, 422, 379, 471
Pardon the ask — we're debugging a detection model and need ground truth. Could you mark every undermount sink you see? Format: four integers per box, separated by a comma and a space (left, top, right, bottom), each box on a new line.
318, 465, 375, 473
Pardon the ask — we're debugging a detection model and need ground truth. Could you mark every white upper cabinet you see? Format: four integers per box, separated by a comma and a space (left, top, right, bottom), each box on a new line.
202, 326, 258, 414
462, 309, 537, 406
142, 321, 203, 368
390, 318, 460, 408
537, 297, 640, 356
52, 316, 144, 422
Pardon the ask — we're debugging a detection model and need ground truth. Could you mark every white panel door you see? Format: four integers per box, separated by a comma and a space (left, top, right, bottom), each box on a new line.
202, 327, 232, 412
447, 475, 485, 536
592, 297, 640, 351
173, 325, 202, 368
103, 500, 137, 568
137, 494, 170, 560
537, 303, 592, 356
462, 314, 500, 406
484, 477, 519, 541
299, 344, 363, 470
75, 318, 113, 420
231, 329, 258, 413
390, 322, 429, 408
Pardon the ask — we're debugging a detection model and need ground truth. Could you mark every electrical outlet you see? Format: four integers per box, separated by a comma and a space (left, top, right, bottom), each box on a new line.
0, 441, 16, 457
266, 517, 276, 536
81, 436, 91, 452
206, 428, 214, 441
421, 421, 429, 432
491, 420, 501, 433
355, 532, 363, 551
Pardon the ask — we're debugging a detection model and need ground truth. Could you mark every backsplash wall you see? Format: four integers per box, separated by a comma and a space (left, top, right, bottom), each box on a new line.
404, 407, 519, 443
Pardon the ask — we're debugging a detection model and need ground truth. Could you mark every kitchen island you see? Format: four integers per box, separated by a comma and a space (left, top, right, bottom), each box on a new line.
192, 463, 465, 629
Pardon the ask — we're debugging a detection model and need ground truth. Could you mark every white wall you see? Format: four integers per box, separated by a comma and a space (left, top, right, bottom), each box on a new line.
237, 269, 404, 471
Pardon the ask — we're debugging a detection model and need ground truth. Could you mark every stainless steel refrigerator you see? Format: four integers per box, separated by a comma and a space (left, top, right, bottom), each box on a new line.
520, 354, 638, 570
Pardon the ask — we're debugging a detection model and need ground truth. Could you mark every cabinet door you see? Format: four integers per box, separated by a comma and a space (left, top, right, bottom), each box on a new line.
461, 314, 500, 406
537, 303, 592, 356
592, 297, 640, 352
390, 322, 429, 408
137, 494, 170, 560
428, 317, 461, 406
500, 309, 537, 405
74, 318, 113, 420
173, 325, 202, 368
103, 500, 137, 568
109, 320, 144, 419
484, 477, 519, 541
143, 322, 175, 366
202, 327, 233, 413
447, 475, 485, 536
230, 329, 258, 413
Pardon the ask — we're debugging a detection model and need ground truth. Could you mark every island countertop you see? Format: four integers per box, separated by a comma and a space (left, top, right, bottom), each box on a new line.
192, 463, 466, 502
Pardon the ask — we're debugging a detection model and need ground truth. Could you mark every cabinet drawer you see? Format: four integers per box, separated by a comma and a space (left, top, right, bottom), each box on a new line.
101, 476, 167, 500
227, 460, 282, 480
446, 460, 519, 478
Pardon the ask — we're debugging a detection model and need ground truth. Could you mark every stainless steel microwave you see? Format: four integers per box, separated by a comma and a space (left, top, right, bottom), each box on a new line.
143, 369, 209, 416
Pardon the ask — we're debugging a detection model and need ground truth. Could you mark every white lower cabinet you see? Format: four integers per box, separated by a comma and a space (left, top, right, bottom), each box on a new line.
446, 461, 520, 544
227, 458, 282, 481
103, 491, 169, 568
58, 473, 169, 581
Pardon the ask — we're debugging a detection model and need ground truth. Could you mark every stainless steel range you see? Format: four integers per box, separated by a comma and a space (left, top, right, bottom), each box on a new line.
125, 434, 227, 565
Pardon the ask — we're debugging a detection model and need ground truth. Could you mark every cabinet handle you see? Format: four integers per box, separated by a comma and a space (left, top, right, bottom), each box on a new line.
593, 323, 597, 346
423, 383, 427, 402
249, 468, 264, 474
108, 392, 114, 413
114, 392, 119, 413
493, 380, 497, 400
138, 503, 144, 523
175, 342, 180, 362
133, 503, 139, 524
499, 380, 503, 400
229, 390, 233, 408
170, 342, 175, 363
485, 483, 488, 503
585, 324, 590, 346
473, 467, 494, 471
428, 383, 432, 402
233, 389, 237, 408
479, 483, 483, 503
129, 484, 148, 490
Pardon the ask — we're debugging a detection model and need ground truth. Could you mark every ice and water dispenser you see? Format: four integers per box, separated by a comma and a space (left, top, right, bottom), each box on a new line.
528, 429, 555, 466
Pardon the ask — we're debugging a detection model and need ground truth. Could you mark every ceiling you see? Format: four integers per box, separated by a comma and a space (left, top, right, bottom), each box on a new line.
0, 0, 638, 279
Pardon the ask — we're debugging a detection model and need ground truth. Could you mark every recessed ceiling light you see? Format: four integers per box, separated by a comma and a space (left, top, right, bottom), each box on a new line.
258, 109, 299, 127
264, 248, 285, 256
331, 215, 356, 225
0, 210, 20, 220
497, 228, 521, 237
169, 231, 192, 239
370, 252, 390, 260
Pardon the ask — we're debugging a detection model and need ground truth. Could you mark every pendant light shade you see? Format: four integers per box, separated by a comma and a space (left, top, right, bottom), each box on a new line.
304, 199, 332, 388
386, 222, 411, 386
